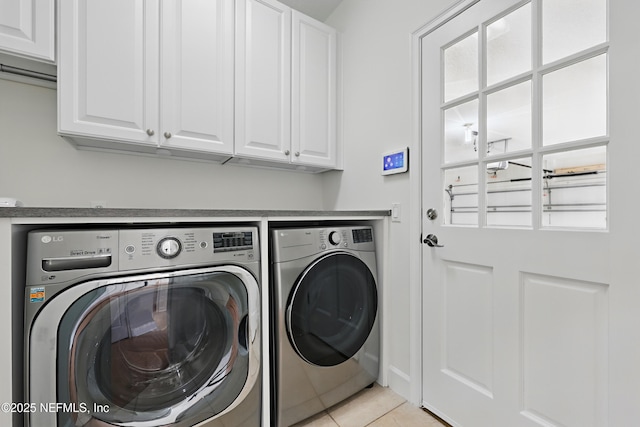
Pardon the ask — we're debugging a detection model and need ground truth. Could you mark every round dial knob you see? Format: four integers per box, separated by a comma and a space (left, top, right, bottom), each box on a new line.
157, 237, 182, 259
328, 231, 342, 245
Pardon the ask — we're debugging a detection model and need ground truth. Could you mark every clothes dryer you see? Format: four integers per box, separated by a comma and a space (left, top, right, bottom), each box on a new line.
24, 226, 261, 427
271, 226, 379, 426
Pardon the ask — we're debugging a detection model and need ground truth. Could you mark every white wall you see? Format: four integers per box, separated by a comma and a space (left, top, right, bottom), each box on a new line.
0, 0, 460, 406
324, 0, 457, 400
0, 78, 324, 210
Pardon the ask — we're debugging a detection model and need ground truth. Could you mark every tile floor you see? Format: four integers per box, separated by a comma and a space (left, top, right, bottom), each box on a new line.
292, 384, 447, 427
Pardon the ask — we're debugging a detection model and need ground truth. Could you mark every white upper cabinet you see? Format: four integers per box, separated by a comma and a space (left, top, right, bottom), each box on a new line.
160, 0, 234, 156
291, 11, 337, 169
58, 0, 235, 161
235, 0, 292, 163
57, 0, 338, 171
58, 0, 159, 148
0, 0, 54, 62
234, 0, 338, 171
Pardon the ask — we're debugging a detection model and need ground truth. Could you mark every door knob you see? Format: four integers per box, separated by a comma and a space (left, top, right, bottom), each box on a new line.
423, 234, 444, 247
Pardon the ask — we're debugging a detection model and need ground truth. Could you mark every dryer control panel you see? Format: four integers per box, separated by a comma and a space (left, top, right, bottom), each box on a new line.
272, 226, 375, 262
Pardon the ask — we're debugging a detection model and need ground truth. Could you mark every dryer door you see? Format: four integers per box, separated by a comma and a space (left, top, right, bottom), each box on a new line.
286, 252, 378, 367
29, 267, 259, 427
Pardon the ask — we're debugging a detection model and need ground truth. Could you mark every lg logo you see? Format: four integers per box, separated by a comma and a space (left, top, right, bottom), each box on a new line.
41, 235, 64, 243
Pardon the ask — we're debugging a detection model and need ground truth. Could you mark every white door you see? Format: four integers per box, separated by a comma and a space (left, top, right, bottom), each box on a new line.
291, 11, 337, 169
420, 1, 640, 426
58, 0, 159, 145
160, 0, 234, 155
235, 0, 291, 162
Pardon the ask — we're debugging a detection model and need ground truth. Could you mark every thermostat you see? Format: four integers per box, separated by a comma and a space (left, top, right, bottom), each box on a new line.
382, 148, 409, 175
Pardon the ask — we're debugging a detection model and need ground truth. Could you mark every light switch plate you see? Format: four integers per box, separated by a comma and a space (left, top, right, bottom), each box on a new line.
391, 203, 401, 222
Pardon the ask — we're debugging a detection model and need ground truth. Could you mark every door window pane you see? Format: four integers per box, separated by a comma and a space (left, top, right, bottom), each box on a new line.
487, 81, 532, 154
542, 0, 607, 64
486, 157, 532, 227
444, 32, 478, 102
444, 99, 479, 163
542, 146, 606, 228
486, 3, 531, 86
542, 55, 607, 146
444, 165, 478, 226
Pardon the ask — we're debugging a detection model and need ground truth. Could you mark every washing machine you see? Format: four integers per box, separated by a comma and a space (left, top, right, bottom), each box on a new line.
271, 226, 379, 426
24, 226, 261, 427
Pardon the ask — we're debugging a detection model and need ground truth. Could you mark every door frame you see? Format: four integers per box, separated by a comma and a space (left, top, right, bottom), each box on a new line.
408, 0, 482, 406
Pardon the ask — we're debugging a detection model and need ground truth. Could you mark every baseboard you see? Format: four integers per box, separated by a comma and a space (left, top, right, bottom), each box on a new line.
387, 365, 411, 400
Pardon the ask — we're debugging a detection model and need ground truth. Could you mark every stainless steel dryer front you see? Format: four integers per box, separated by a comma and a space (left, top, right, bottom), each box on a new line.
271, 226, 380, 426
24, 227, 261, 427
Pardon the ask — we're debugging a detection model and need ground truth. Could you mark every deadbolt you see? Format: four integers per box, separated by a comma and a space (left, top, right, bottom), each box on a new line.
426, 208, 438, 220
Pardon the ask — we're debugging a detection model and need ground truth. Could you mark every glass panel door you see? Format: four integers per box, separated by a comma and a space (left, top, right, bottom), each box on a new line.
420, 0, 627, 425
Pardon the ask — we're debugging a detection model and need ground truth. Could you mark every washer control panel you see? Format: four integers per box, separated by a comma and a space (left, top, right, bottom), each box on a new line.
120, 227, 259, 270
26, 227, 260, 286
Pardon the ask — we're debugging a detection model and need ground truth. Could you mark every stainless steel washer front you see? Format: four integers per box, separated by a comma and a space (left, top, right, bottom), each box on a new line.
24, 227, 261, 427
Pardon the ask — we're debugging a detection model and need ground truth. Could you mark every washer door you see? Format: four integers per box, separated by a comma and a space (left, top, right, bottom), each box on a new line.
50, 268, 258, 427
286, 252, 377, 367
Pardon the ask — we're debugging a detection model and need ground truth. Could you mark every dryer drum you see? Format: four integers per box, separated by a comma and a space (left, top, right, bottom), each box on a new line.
287, 252, 378, 367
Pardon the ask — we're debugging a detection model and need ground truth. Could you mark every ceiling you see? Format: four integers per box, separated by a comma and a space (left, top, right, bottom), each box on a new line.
278, 0, 343, 21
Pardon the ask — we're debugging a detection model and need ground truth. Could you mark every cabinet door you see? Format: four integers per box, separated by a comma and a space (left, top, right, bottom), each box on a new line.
160, 0, 234, 155
235, 0, 291, 161
291, 12, 337, 168
58, 0, 160, 145
0, 0, 54, 62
